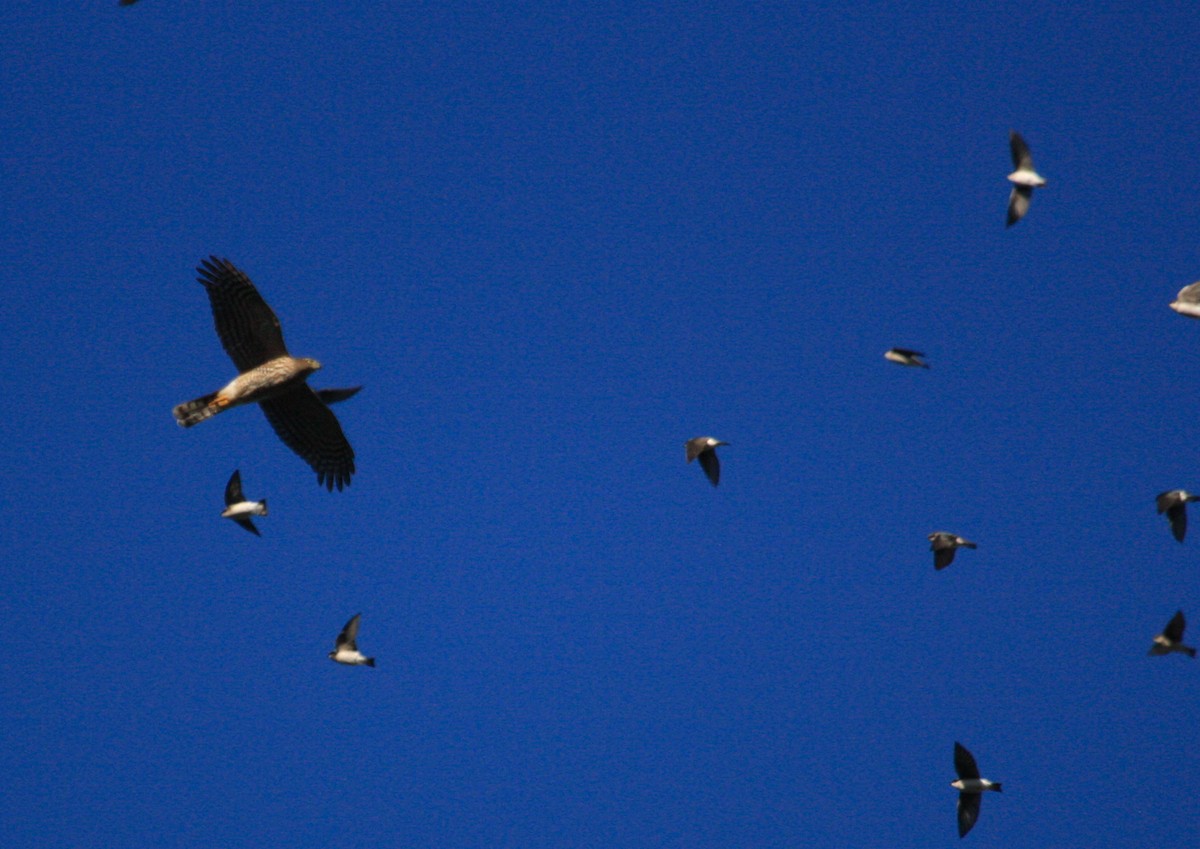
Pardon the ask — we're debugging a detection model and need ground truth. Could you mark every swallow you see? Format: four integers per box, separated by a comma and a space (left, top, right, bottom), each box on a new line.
1006, 131, 1047, 227
220, 469, 267, 537
1149, 610, 1197, 658
951, 742, 1002, 838
1169, 282, 1200, 318
929, 532, 977, 570
884, 347, 930, 368
329, 613, 376, 667
1157, 489, 1200, 543
685, 436, 729, 487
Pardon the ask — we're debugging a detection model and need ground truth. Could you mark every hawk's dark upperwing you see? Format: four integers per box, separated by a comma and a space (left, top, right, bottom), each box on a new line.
259, 386, 355, 491
197, 257, 290, 372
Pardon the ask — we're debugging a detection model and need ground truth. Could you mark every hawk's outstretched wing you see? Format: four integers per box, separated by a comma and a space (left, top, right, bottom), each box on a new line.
197, 257, 290, 371
259, 386, 356, 491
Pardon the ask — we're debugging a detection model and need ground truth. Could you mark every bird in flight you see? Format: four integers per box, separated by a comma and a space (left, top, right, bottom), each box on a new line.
1006, 130, 1047, 227
1156, 489, 1200, 543
1149, 610, 1196, 658
685, 436, 729, 487
220, 469, 267, 536
1169, 282, 1200, 318
928, 532, 977, 570
173, 257, 356, 491
329, 613, 376, 667
884, 347, 930, 368
951, 742, 1002, 838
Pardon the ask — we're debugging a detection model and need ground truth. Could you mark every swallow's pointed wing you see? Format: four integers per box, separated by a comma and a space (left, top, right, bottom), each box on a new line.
1009, 131, 1034, 171
336, 613, 362, 652
954, 742, 980, 780
1007, 185, 1032, 227
957, 792, 981, 838
697, 450, 721, 486
932, 539, 958, 570
1167, 503, 1188, 542
1164, 610, 1187, 643
225, 470, 245, 506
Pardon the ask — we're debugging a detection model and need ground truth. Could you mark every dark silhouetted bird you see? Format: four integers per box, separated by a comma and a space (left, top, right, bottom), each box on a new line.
329, 613, 375, 667
951, 742, 1002, 838
220, 469, 266, 536
929, 532, 977, 570
1157, 489, 1200, 542
685, 436, 729, 487
1149, 610, 1196, 658
1006, 131, 1046, 227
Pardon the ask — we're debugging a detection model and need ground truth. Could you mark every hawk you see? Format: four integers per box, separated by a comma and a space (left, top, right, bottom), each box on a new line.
173, 257, 356, 491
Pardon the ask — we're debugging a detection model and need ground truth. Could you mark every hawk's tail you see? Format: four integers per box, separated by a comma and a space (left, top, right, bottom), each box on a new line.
173, 392, 222, 428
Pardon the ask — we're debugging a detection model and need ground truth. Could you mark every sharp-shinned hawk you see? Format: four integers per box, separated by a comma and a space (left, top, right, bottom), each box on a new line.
173, 257, 356, 491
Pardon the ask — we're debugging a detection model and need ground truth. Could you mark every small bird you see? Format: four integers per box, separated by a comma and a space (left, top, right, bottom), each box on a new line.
1156, 489, 1200, 542
1149, 610, 1197, 658
951, 742, 1002, 838
685, 436, 729, 487
1006, 131, 1047, 227
220, 469, 267, 536
315, 386, 362, 405
329, 613, 375, 667
1169, 282, 1200, 318
884, 347, 930, 368
929, 532, 977, 570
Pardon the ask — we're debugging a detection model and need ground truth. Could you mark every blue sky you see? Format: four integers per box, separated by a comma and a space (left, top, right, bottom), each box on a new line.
3, 3, 1199, 846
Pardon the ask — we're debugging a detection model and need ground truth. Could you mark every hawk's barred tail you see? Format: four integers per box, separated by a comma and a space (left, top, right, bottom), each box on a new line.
173, 392, 222, 427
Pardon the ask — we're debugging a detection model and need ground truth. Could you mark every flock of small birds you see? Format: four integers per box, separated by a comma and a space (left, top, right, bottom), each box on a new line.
160, 119, 1199, 839
115, 0, 1197, 816
672, 130, 1188, 839
103, 0, 1192, 835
